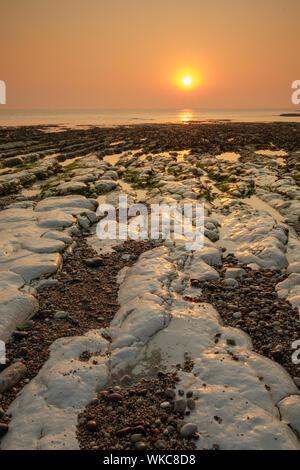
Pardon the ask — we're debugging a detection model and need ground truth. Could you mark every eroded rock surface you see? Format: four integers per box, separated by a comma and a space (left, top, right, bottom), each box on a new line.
0, 123, 300, 450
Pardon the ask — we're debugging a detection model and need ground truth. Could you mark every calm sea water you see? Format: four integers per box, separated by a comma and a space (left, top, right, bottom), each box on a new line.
0, 108, 299, 127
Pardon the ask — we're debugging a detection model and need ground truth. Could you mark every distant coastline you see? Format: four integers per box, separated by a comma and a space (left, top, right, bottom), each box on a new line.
1, 108, 300, 127
280, 113, 300, 117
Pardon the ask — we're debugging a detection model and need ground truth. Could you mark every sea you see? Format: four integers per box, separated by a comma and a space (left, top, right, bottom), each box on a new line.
0, 108, 299, 127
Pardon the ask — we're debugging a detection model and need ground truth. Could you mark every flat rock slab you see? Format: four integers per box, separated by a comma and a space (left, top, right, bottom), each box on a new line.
0, 281, 38, 342
0, 251, 62, 283
1, 331, 109, 450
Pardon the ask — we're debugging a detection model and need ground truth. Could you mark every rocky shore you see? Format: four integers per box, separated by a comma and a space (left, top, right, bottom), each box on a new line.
0, 122, 299, 450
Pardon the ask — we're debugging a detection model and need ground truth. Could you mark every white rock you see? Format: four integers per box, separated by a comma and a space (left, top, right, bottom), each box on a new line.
278, 395, 300, 436
1, 331, 109, 450
189, 257, 219, 281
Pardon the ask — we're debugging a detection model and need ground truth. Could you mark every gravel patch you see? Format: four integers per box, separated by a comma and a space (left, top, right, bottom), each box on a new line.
186, 254, 300, 377
76, 372, 200, 451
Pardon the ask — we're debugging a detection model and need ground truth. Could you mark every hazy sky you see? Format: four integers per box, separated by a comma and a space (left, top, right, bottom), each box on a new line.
1, 0, 299, 109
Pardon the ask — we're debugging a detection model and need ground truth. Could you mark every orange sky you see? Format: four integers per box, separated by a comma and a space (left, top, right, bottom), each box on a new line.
1, 0, 299, 109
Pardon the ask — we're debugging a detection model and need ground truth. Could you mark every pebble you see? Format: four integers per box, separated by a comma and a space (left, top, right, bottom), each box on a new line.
0, 362, 27, 394
131, 433, 143, 443
249, 311, 258, 318
187, 398, 196, 410
116, 427, 132, 437
165, 388, 176, 399
225, 278, 238, 288
13, 331, 29, 339
84, 258, 104, 267
108, 393, 122, 402
160, 401, 171, 409
135, 441, 147, 450
233, 312, 242, 319
120, 374, 131, 385
86, 420, 97, 432
54, 311, 68, 319
131, 425, 145, 435
186, 391, 193, 398
271, 344, 283, 359
174, 399, 187, 413
180, 422, 198, 437
154, 439, 166, 450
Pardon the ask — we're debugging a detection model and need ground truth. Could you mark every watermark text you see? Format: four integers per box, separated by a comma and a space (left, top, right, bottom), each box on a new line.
291, 80, 300, 105
0, 80, 6, 104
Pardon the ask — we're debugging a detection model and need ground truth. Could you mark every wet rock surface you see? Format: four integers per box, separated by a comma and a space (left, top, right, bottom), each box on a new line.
0, 122, 300, 450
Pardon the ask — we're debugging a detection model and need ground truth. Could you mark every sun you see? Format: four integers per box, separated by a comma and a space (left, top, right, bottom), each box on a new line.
183, 76, 192, 87
173, 68, 202, 89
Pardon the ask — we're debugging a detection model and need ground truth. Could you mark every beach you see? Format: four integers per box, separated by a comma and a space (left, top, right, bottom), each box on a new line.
0, 121, 300, 450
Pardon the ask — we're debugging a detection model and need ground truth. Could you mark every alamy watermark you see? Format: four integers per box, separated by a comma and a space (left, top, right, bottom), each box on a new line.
0, 80, 6, 104
0, 340, 5, 364
96, 196, 204, 250
292, 340, 300, 365
291, 80, 300, 105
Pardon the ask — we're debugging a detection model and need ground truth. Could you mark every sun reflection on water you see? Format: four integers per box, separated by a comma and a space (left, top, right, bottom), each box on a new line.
179, 110, 193, 124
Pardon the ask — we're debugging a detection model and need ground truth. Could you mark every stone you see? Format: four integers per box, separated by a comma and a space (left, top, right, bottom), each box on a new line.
54, 311, 68, 320
278, 395, 300, 435
204, 229, 219, 242
225, 268, 245, 279
233, 312, 242, 319
95, 180, 117, 194
187, 398, 196, 410
108, 393, 123, 402
0, 278, 39, 342
287, 262, 300, 274
180, 423, 198, 437
0, 362, 27, 394
271, 345, 283, 360
190, 258, 219, 282
225, 278, 238, 288
120, 374, 131, 385
13, 331, 29, 339
174, 399, 187, 413
84, 258, 104, 267
131, 433, 143, 443
154, 439, 166, 450
135, 441, 147, 450
86, 420, 97, 432
160, 401, 171, 409
116, 427, 132, 437
165, 388, 176, 399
